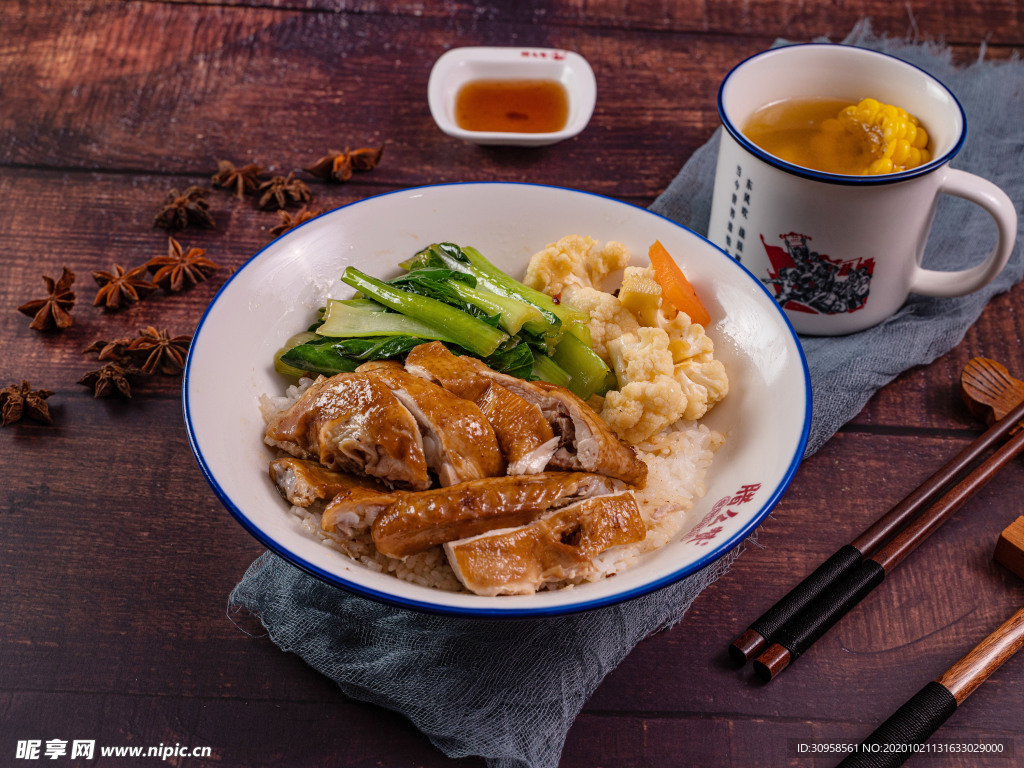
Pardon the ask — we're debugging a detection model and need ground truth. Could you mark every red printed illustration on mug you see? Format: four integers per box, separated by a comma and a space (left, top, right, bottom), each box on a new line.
760, 232, 874, 315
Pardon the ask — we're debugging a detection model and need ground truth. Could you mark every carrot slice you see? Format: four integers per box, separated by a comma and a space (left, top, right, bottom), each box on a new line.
648, 240, 711, 326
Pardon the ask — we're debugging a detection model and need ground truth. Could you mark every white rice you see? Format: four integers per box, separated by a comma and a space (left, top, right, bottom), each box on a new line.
259, 376, 722, 593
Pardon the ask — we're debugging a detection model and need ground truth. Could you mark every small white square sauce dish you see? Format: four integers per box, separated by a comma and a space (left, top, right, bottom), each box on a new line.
428, 46, 597, 147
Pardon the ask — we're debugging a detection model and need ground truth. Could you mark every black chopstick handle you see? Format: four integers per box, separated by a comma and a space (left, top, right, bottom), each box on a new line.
765, 558, 886, 665
744, 544, 863, 649
835, 681, 958, 768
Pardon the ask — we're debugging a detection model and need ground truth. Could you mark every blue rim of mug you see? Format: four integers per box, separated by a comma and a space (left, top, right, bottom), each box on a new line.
717, 43, 967, 186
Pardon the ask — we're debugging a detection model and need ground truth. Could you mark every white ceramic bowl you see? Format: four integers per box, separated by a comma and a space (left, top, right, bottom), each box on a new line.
184, 183, 811, 617
427, 46, 597, 146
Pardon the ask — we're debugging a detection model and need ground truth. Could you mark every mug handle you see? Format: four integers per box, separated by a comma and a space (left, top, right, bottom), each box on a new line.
909, 168, 1018, 297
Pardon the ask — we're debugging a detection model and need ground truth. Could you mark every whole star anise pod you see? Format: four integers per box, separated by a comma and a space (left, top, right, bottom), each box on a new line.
212, 160, 265, 198
153, 186, 215, 230
349, 144, 384, 172
84, 336, 135, 362
145, 237, 221, 293
127, 326, 192, 375
92, 264, 157, 311
17, 267, 76, 331
305, 150, 352, 183
78, 362, 141, 399
0, 380, 54, 426
257, 173, 313, 210
269, 206, 324, 237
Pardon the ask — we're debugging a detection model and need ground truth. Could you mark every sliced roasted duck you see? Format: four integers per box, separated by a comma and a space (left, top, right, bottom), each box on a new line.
404, 342, 558, 475
268, 456, 399, 534
355, 364, 505, 485
445, 491, 647, 596
371, 471, 617, 558
269, 457, 380, 507
321, 483, 402, 536
264, 372, 430, 490
473, 370, 648, 488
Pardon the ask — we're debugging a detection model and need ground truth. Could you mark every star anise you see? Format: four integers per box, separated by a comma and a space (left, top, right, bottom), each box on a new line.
257, 173, 313, 210
78, 362, 141, 399
269, 206, 324, 237
212, 160, 265, 199
306, 145, 384, 182
145, 237, 221, 293
349, 144, 385, 172
305, 150, 352, 183
0, 380, 54, 426
127, 326, 192, 375
153, 186, 215, 230
92, 264, 158, 311
83, 336, 134, 362
17, 267, 76, 331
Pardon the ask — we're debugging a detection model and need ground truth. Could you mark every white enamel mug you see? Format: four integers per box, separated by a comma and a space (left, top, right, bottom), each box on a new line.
707, 44, 1017, 336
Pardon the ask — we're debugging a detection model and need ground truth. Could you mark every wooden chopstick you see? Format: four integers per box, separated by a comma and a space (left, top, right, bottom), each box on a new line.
729, 395, 1024, 665
753, 416, 1024, 681
835, 605, 1024, 768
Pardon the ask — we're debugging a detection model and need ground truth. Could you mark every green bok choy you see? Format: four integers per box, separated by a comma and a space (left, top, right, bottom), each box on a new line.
276, 242, 614, 399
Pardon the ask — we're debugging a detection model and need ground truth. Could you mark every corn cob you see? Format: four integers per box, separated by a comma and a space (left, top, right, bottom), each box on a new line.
828, 98, 931, 175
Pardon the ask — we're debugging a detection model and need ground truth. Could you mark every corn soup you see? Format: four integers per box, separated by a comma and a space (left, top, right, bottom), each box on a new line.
742, 97, 932, 175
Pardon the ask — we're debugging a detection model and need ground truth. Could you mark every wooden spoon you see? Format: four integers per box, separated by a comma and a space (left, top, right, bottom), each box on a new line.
961, 357, 1024, 425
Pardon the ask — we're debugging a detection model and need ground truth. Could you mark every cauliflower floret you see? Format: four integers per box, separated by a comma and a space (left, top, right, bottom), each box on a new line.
677, 359, 729, 416
600, 376, 686, 445
523, 235, 631, 296
656, 308, 714, 363
562, 286, 639, 365
586, 239, 630, 282
672, 366, 710, 421
608, 326, 674, 384
600, 328, 687, 443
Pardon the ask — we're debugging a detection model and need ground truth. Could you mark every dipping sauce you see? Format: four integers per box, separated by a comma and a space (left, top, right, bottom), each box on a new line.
455, 79, 569, 133
742, 97, 931, 175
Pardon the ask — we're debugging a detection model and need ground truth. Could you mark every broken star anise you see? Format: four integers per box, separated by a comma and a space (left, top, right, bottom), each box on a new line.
305, 145, 384, 183
1, 380, 54, 426
84, 336, 135, 362
153, 186, 216, 230
269, 206, 324, 237
305, 150, 352, 183
78, 362, 141, 399
145, 237, 221, 293
257, 173, 313, 210
127, 326, 192, 375
92, 264, 158, 311
17, 267, 76, 331
212, 160, 265, 199
349, 144, 385, 172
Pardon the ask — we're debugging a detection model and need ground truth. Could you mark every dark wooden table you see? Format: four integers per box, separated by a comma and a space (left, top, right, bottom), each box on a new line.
3, 2, 1023, 766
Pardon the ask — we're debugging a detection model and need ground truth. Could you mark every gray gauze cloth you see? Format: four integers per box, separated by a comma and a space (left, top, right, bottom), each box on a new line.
229, 25, 1023, 768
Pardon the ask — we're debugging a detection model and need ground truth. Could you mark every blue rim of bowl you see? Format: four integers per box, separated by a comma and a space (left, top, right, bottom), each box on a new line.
182, 181, 812, 618
717, 43, 967, 186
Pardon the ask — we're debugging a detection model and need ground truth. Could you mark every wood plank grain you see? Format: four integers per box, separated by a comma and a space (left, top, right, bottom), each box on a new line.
2, 690, 1018, 767
0, 690, 484, 768
2, 1, 1018, 193
143, 0, 1024, 49
565, 713, 1021, 767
